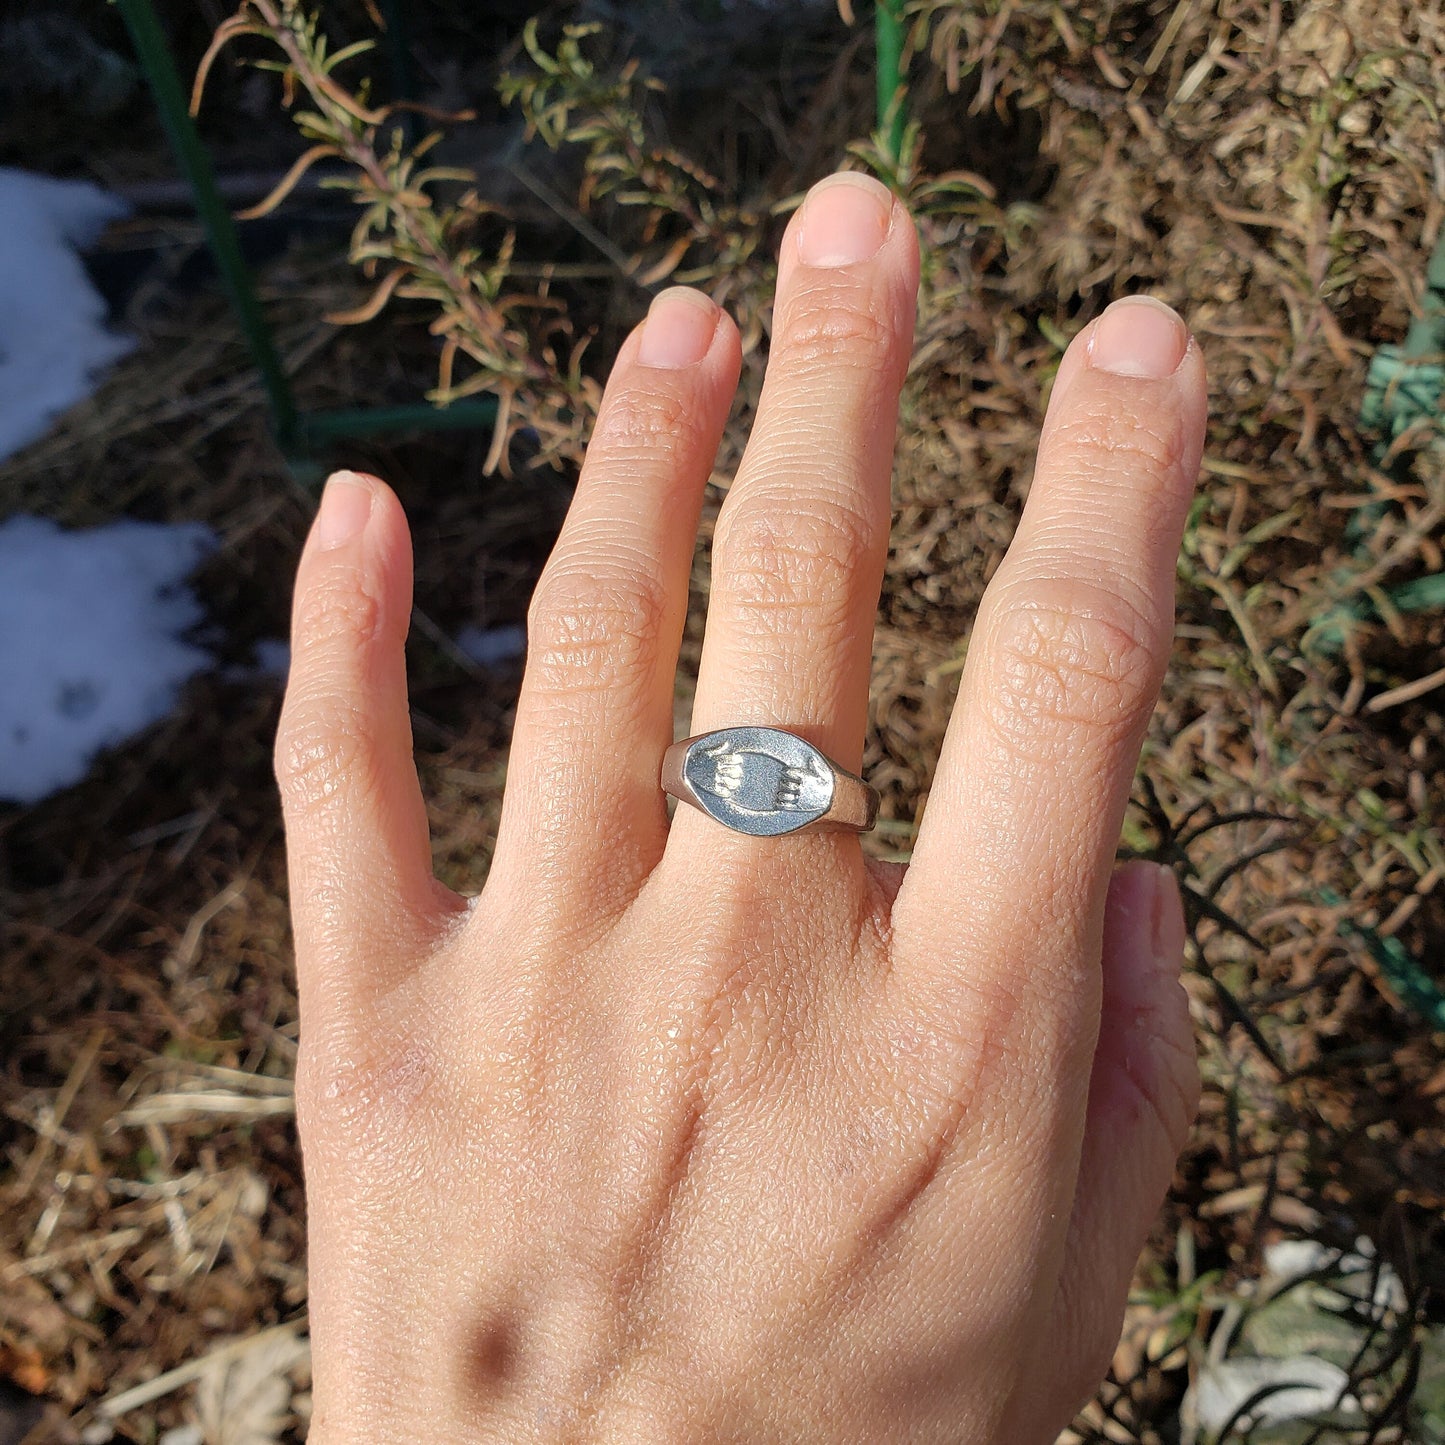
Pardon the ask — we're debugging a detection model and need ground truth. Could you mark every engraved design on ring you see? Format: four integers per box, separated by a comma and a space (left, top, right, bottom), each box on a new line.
661, 727, 879, 837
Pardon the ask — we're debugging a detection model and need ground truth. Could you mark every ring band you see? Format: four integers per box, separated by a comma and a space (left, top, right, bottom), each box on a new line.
662, 727, 879, 837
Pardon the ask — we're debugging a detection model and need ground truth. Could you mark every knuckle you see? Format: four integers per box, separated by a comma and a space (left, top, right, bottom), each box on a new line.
277, 572, 391, 813
526, 563, 668, 696
774, 291, 896, 376
296, 1016, 444, 1176
274, 697, 372, 812
714, 496, 876, 631
588, 385, 696, 467
293, 571, 384, 654
1049, 395, 1188, 481
983, 585, 1163, 752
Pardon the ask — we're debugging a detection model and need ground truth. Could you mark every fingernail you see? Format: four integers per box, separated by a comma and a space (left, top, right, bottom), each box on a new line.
797, 172, 892, 268
638, 287, 718, 369
314, 471, 375, 551
1088, 296, 1188, 379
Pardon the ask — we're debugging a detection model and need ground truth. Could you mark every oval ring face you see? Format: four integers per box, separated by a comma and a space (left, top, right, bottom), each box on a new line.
681, 727, 836, 836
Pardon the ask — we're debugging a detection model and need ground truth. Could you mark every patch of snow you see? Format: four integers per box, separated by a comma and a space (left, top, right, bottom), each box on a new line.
1263, 1239, 1335, 1281
1264, 1235, 1407, 1316
251, 638, 291, 678
0, 516, 216, 804
455, 623, 526, 668
0, 168, 135, 462
1187, 1355, 1356, 1433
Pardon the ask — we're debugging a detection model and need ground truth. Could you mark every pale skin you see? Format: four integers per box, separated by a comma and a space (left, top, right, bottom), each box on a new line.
277, 172, 1208, 1442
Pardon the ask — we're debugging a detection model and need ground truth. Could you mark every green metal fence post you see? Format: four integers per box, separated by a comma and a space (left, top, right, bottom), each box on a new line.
115, 0, 301, 449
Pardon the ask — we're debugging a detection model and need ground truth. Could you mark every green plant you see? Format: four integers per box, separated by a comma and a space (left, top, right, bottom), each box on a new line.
195, 1, 601, 472
194, 6, 804, 469
499, 21, 768, 291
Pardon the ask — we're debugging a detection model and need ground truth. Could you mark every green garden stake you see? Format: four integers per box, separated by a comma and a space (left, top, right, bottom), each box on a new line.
875, 0, 908, 167
1360, 227, 1445, 451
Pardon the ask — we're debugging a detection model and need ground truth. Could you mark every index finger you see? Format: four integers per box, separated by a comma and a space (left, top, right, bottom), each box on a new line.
894, 298, 1207, 1015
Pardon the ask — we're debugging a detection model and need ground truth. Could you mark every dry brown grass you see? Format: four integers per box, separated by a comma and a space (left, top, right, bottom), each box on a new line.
2, 1, 1444, 1441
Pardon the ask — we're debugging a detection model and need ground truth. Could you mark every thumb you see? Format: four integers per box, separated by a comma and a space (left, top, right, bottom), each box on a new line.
1035, 861, 1200, 1424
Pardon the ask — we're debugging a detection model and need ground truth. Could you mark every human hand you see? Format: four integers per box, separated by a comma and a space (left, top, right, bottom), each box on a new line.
276, 171, 1207, 1442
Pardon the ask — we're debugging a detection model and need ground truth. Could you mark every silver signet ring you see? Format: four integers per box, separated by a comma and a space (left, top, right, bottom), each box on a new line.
661, 727, 879, 837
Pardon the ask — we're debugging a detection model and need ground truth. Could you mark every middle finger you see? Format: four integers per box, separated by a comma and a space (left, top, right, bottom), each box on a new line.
685, 173, 919, 788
